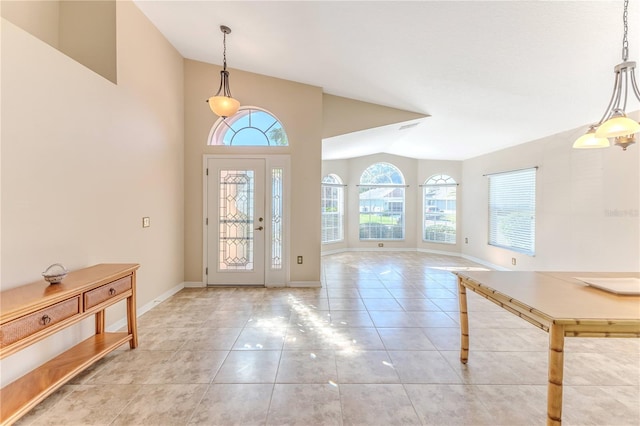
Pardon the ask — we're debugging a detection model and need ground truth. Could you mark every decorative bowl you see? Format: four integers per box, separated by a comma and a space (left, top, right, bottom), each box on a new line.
42, 263, 68, 284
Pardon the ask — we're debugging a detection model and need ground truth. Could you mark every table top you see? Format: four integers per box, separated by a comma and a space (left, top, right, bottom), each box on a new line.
1, 264, 139, 323
454, 271, 640, 323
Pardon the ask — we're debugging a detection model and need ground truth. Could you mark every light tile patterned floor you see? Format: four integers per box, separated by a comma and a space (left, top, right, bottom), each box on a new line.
15, 252, 640, 425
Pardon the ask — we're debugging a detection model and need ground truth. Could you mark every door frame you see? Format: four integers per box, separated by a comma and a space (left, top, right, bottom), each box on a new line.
203, 154, 290, 287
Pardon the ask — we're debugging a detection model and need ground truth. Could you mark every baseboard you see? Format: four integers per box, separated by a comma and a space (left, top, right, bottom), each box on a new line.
416, 248, 463, 257
321, 248, 349, 256
349, 247, 417, 252
184, 281, 204, 288
106, 281, 185, 332
459, 254, 510, 271
287, 281, 322, 288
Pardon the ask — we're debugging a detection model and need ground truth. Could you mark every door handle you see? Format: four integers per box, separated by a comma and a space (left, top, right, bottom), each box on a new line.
255, 226, 264, 231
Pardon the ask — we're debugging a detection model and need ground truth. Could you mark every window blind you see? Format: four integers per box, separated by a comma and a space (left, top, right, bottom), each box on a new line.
488, 168, 536, 255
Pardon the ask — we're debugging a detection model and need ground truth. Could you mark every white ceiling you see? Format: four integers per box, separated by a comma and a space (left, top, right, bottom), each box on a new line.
133, 0, 640, 160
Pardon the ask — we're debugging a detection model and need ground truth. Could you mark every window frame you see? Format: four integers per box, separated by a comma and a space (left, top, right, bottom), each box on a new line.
358, 162, 406, 241
487, 167, 537, 255
422, 174, 457, 245
321, 174, 345, 244
208, 106, 288, 146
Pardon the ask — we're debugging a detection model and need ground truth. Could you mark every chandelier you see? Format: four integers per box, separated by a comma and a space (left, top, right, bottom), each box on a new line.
573, 0, 639, 150
207, 25, 240, 118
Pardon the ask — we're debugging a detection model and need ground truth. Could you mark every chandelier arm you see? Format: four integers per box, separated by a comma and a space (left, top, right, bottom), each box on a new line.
224, 71, 233, 97
214, 70, 225, 97
631, 68, 640, 101
621, 70, 629, 112
597, 71, 623, 125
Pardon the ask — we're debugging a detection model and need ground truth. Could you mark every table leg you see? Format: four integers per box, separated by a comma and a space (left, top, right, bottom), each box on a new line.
547, 323, 565, 426
458, 278, 470, 364
127, 278, 138, 349
95, 310, 105, 334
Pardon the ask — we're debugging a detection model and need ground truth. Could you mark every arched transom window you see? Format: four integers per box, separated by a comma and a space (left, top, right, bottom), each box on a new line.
209, 107, 288, 146
321, 174, 345, 244
359, 162, 405, 240
423, 174, 457, 244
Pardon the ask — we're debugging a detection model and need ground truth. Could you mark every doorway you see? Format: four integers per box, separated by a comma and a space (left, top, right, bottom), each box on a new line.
204, 156, 289, 286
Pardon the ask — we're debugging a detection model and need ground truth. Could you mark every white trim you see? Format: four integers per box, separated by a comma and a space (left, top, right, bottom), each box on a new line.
349, 247, 417, 252
321, 248, 349, 256
203, 154, 291, 287
287, 281, 322, 288
106, 282, 184, 332
184, 281, 204, 288
459, 254, 510, 271
416, 248, 463, 257
319, 247, 507, 272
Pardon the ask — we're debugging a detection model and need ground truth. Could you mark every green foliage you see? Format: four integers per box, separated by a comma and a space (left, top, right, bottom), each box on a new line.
268, 127, 288, 146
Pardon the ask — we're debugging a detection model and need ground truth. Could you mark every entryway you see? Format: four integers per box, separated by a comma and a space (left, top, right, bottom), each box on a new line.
204, 155, 289, 286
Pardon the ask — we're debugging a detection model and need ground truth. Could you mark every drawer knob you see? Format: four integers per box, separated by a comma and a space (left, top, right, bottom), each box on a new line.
41, 314, 52, 325
109, 288, 116, 296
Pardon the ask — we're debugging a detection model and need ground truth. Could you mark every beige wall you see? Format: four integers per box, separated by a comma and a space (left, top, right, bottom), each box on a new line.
322, 94, 427, 139
1, 0, 60, 48
461, 113, 640, 271
58, 1, 117, 83
0, 1, 184, 386
184, 60, 323, 284
2, 1, 117, 83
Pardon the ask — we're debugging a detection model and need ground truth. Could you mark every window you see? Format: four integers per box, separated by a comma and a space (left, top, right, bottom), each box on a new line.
359, 163, 405, 240
488, 168, 536, 255
209, 107, 288, 146
321, 174, 344, 243
423, 174, 457, 244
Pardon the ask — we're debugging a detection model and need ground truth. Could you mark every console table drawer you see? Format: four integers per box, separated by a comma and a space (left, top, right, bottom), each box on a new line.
84, 275, 132, 310
0, 297, 81, 348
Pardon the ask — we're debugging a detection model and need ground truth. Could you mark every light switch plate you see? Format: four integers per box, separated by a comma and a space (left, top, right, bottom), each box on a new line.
142, 217, 150, 228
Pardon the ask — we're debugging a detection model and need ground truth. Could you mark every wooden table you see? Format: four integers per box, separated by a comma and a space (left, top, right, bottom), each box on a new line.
454, 271, 640, 426
0, 264, 139, 425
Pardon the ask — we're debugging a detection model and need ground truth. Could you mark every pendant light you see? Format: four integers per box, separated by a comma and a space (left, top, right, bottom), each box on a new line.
207, 25, 240, 118
573, 0, 639, 150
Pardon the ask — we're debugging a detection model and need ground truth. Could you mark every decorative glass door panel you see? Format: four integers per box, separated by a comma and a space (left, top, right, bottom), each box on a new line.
208, 159, 265, 285
219, 169, 254, 271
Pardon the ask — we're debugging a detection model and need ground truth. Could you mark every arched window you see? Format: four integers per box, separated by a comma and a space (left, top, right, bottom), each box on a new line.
359, 163, 405, 240
423, 174, 457, 244
209, 107, 288, 146
321, 174, 344, 244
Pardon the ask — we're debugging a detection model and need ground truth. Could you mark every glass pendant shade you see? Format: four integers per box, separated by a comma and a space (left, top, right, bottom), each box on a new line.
573, 127, 611, 149
208, 95, 240, 118
595, 112, 640, 138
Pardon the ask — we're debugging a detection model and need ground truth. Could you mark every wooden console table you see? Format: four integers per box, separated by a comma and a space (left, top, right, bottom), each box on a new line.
454, 271, 640, 426
0, 263, 139, 425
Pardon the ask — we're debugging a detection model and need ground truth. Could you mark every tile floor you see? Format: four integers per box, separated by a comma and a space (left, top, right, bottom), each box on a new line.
14, 252, 640, 425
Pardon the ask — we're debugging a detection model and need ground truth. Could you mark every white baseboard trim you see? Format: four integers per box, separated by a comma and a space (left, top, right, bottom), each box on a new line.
348, 247, 418, 252
106, 282, 185, 332
460, 254, 510, 271
184, 281, 204, 288
321, 248, 349, 256
321, 247, 507, 271
416, 248, 463, 257
287, 281, 322, 288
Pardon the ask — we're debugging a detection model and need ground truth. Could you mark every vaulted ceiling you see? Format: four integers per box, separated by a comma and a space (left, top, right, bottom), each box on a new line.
134, 0, 640, 160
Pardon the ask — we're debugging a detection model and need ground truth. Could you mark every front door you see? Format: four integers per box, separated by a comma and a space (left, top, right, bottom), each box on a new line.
207, 158, 265, 285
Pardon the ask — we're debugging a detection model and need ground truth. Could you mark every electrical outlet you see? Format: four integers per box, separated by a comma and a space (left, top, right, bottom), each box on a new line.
511, 257, 517, 266
297, 256, 303, 264
465, 237, 468, 244
142, 217, 150, 228
378, 243, 384, 247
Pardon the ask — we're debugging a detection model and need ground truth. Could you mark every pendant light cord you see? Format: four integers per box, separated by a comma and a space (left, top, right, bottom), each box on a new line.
622, 0, 629, 61
223, 31, 228, 71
